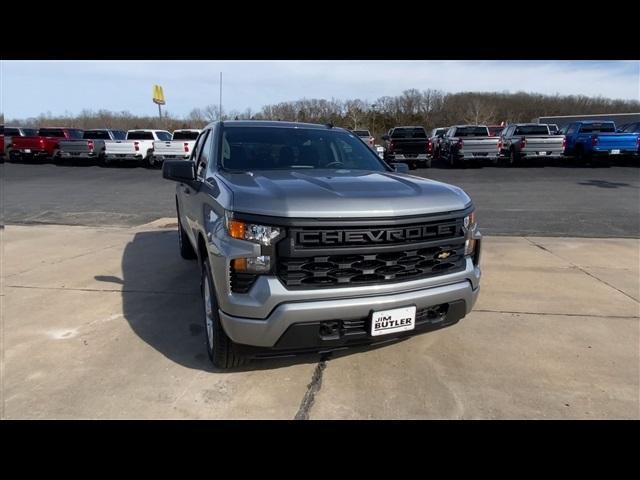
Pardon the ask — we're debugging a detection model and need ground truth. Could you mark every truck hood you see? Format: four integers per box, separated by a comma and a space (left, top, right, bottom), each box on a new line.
218, 169, 472, 218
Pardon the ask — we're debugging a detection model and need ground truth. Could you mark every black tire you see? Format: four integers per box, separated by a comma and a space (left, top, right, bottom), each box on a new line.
448, 153, 460, 168
8, 150, 20, 163
201, 258, 247, 369
575, 147, 588, 166
425, 158, 432, 168
177, 210, 197, 260
408, 161, 417, 170
507, 148, 520, 167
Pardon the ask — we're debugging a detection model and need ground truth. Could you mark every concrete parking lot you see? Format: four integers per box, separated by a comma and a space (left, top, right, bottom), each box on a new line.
2, 223, 638, 419
1, 160, 639, 419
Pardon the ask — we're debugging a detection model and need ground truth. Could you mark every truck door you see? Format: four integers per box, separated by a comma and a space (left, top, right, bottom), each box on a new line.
180, 129, 209, 242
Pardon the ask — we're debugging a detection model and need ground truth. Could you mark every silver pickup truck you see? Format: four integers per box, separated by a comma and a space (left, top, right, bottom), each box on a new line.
150, 129, 201, 166
161, 120, 482, 368
498, 123, 565, 166
441, 125, 500, 167
58, 129, 127, 163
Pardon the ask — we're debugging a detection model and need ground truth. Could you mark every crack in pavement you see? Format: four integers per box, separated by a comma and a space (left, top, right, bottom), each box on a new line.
474, 309, 639, 319
294, 359, 327, 420
5, 284, 199, 296
524, 237, 640, 304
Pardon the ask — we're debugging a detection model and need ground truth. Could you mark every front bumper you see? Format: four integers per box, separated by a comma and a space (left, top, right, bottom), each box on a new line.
220, 278, 479, 349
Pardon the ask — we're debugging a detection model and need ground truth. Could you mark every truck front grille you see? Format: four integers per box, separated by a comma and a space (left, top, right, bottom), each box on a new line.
277, 243, 465, 288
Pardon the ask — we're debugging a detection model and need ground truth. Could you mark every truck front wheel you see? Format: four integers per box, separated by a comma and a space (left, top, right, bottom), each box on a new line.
201, 258, 247, 369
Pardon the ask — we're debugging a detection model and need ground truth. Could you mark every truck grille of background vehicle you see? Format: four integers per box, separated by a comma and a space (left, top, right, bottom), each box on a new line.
277, 243, 466, 288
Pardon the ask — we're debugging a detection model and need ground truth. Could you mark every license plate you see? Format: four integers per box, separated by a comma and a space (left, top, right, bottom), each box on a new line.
538, 151, 549, 155
24, 149, 31, 153
611, 149, 620, 155
371, 306, 416, 337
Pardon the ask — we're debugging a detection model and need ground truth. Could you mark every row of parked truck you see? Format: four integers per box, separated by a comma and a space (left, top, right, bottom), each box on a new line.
0, 126, 202, 167
3, 120, 639, 169
379, 121, 640, 169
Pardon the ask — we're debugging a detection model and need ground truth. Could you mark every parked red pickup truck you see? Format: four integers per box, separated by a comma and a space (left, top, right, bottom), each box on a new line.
10, 127, 84, 161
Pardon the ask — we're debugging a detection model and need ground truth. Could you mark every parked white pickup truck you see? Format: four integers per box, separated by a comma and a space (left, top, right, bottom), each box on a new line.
150, 129, 201, 166
103, 129, 172, 167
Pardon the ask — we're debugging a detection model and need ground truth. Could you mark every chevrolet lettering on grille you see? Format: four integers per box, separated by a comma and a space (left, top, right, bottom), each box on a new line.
296, 223, 458, 246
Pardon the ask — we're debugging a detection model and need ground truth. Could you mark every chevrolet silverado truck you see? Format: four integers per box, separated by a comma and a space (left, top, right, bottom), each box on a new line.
10, 127, 84, 162
150, 129, 201, 167
162, 120, 481, 368
497, 123, 565, 166
103, 129, 171, 167
440, 125, 500, 168
561, 121, 640, 164
57, 129, 127, 164
382, 126, 432, 169
3, 126, 38, 160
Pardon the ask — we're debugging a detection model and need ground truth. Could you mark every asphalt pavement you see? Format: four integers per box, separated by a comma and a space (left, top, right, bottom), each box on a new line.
2, 159, 639, 237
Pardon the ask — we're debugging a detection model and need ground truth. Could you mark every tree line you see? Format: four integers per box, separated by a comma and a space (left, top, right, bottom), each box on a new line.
6, 89, 639, 140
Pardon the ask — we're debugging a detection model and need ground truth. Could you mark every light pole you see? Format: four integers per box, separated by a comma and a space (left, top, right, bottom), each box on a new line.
371, 104, 377, 141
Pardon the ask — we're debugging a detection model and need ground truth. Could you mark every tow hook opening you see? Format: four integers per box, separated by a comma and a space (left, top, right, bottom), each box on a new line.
319, 321, 341, 341
424, 304, 449, 323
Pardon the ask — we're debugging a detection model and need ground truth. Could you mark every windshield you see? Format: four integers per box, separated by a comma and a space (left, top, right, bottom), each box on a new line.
514, 125, 550, 135
579, 123, 616, 133
172, 131, 200, 140
352, 130, 371, 137
83, 130, 111, 140
391, 128, 427, 139
455, 127, 489, 137
127, 131, 153, 140
68, 129, 84, 139
156, 131, 172, 141
622, 123, 639, 133
5, 127, 19, 136
221, 127, 387, 172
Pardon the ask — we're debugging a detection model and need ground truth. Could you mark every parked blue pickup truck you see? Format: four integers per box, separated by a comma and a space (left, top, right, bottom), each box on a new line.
561, 121, 639, 163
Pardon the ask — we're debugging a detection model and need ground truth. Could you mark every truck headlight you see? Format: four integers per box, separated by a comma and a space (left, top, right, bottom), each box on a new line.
464, 212, 477, 256
225, 214, 281, 246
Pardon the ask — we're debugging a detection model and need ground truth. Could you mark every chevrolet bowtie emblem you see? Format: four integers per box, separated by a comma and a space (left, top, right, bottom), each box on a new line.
436, 251, 452, 260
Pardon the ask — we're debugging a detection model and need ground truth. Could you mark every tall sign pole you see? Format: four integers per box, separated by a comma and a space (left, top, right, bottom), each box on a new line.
152, 84, 166, 122
219, 72, 223, 121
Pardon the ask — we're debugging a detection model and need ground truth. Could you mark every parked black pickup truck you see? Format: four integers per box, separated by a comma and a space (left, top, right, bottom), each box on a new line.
382, 126, 432, 169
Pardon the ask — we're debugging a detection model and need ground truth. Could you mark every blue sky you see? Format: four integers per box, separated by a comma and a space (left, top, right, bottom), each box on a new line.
2, 60, 638, 119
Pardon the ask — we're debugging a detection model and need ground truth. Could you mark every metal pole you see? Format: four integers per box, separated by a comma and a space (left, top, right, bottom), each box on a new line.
219, 72, 223, 121
158, 103, 162, 121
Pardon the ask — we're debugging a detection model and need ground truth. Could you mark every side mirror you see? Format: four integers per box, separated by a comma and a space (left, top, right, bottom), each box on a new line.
163, 160, 196, 182
391, 162, 409, 173
381, 134, 390, 141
